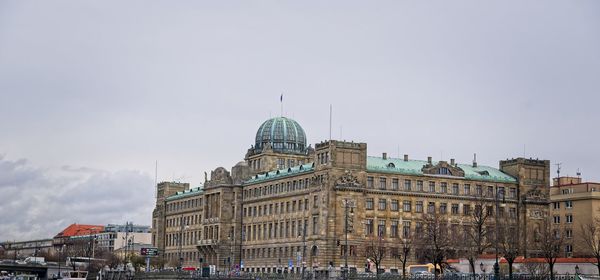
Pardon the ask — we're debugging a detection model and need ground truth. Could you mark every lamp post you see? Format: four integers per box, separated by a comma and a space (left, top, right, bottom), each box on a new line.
178, 216, 189, 270
58, 244, 66, 279
480, 262, 485, 274
87, 227, 98, 271
342, 199, 354, 280
494, 186, 505, 280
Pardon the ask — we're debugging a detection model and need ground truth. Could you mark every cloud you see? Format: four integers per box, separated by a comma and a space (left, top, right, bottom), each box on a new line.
0, 155, 154, 241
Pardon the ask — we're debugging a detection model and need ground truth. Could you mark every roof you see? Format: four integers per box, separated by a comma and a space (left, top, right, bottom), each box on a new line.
366, 156, 517, 183
166, 186, 204, 201
55, 224, 104, 238
244, 163, 315, 184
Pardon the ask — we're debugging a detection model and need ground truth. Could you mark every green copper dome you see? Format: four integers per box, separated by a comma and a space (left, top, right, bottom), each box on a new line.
255, 117, 307, 154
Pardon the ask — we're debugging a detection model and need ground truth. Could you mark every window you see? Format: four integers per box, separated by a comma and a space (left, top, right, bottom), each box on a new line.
415, 201, 423, 213
440, 203, 447, 214
378, 220, 386, 237
404, 180, 412, 191
464, 184, 471, 195
379, 178, 387, 190
553, 216, 561, 224
440, 182, 447, 193
463, 204, 471, 216
366, 198, 374, 210
499, 187, 506, 200
509, 187, 516, 198
566, 244, 573, 254
367, 177, 374, 188
378, 199, 387, 211
391, 199, 399, 211
451, 204, 459, 215
553, 202, 560, 209
439, 167, 450, 175
427, 202, 435, 214
365, 219, 374, 235
314, 195, 319, 208
566, 215, 573, 223
509, 207, 517, 218
428, 181, 435, 193
312, 216, 319, 235
487, 186, 494, 197
391, 220, 399, 238
416, 180, 423, 191
565, 201, 573, 208
402, 221, 411, 238
566, 229, 573, 238
403, 201, 412, 212
476, 185, 483, 196
452, 183, 459, 195
392, 178, 399, 190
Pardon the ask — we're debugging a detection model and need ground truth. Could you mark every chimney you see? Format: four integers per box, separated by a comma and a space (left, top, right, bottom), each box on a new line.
473, 153, 478, 168
450, 158, 455, 165
404, 154, 409, 161
382, 152, 387, 160
427, 156, 432, 164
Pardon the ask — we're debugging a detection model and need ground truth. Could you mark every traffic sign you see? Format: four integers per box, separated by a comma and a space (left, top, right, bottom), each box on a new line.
140, 247, 159, 256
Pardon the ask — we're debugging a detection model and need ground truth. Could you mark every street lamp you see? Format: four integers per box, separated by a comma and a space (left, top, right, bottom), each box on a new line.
480, 262, 485, 274
58, 244, 66, 279
177, 216, 190, 270
494, 185, 505, 280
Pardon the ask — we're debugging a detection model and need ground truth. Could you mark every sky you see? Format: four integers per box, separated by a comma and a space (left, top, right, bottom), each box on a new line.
1, 0, 599, 241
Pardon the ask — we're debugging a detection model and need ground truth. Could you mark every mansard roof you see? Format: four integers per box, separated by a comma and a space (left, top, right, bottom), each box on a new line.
244, 163, 315, 185
367, 156, 517, 183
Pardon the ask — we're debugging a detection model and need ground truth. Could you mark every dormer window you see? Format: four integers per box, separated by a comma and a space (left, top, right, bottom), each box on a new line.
439, 167, 450, 175
387, 162, 395, 168
477, 170, 490, 176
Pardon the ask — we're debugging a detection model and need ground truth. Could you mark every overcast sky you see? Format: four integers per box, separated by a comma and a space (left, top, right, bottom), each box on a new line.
1, 1, 599, 241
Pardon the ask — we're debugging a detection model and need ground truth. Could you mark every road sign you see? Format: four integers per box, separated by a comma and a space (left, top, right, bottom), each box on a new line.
140, 247, 159, 256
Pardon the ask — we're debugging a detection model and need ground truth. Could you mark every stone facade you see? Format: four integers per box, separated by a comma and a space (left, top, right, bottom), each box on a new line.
151, 117, 552, 274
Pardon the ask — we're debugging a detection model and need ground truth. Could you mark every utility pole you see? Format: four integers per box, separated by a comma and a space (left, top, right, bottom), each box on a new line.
494, 186, 501, 279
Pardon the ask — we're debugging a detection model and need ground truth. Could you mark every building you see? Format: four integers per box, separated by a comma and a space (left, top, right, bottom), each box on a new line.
550, 176, 600, 257
96, 223, 152, 253
0, 239, 53, 259
152, 116, 552, 274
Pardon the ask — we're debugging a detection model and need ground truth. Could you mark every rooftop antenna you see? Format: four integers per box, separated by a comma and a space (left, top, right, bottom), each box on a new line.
329, 104, 332, 141
340, 125, 343, 140
555, 162, 562, 179
576, 168, 581, 178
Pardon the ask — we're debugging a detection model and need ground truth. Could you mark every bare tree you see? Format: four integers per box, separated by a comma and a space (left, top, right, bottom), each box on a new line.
363, 233, 386, 276
394, 234, 414, 280
498, 215, 519, 280
534, 219, 564, 280
462, 197, 493, 279
579, 218, 600, 277
416, 213, 456, 279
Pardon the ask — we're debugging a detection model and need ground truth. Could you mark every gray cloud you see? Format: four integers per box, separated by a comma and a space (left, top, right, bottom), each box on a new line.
0, 0, 599, 239
0, 155, 154, 241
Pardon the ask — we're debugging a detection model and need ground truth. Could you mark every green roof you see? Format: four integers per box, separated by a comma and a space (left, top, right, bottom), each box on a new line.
366, 156, 517, 183
244, 163, 315, 185
166, 186, 204, 201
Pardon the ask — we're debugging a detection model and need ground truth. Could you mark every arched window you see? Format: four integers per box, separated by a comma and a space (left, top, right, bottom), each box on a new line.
387, 162, 395, 168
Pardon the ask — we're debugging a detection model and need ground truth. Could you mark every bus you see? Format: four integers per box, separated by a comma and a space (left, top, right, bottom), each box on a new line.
407, 263, 441, 275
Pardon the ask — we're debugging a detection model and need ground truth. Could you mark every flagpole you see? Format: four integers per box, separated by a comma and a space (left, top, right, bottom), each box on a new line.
280, 94, 283, 117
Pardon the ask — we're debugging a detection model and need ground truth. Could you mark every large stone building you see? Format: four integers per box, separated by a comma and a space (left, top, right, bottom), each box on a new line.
151, 117, 552, 274
550, 176, 600, 257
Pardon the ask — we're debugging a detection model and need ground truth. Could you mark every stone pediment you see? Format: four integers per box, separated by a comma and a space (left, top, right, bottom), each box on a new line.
525, 187, 548, 201
206, 167, 233, 187
421, 161, 465, 177
336, 170, 361, 188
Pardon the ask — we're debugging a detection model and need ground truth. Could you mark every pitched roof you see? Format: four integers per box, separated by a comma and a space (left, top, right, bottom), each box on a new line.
166, 186, 204, 201
367, 156, 517, 183
54, 224, 104, 238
